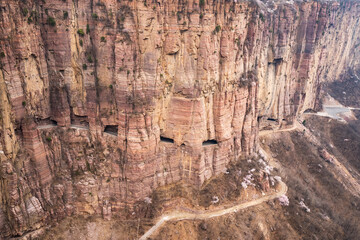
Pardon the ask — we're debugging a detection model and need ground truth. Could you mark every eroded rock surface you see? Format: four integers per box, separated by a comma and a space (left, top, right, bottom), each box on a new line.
0, 0, 359, 237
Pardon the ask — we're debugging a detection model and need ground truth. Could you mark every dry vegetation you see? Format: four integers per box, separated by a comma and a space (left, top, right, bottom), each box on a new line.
151, 114, 360, 240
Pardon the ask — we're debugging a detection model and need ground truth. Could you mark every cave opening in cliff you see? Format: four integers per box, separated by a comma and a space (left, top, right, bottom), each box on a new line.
273, 58, 283, 64
202, 139, 218, 146
14, 126, 22, 136
267, 118, 278, 122
36, 118, 57, 126
71, 115, 89, 127
304, 108, 316, 113
160, 136, 174, 143
104, 125, 118, 136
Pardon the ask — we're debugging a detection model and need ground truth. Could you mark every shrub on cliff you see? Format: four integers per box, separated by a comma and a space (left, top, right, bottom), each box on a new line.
87, 56, 93, 63
86, 24, 90, 34
259, 13, 265, 22
27, 11, 38, 24
92, 13, 98, 19
47, 16, 56, 26
77, 29, 85, 36
21, 8, 28, 17
215, 25, 221, 33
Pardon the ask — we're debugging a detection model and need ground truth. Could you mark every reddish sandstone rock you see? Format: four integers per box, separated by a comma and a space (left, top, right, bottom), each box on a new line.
0, 0, 359, 237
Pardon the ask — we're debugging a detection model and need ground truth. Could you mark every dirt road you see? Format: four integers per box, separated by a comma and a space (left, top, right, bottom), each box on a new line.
139, 125, 297, 240
139, 181, 287, 240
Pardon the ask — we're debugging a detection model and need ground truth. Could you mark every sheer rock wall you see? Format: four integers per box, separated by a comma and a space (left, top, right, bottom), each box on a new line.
0, 0, 359, 237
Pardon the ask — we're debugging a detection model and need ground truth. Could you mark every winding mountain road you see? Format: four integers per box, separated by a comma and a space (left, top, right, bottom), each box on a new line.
140, 181, 287, 240
259, 124, 298, 137
139, 171, 288, 239
139, 125, 298, 240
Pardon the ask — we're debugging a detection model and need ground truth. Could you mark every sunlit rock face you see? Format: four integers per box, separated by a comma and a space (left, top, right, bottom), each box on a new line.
0, 0, 359, 237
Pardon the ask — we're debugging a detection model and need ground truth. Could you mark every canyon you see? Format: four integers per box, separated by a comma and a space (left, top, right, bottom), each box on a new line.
0, 0, 359, 238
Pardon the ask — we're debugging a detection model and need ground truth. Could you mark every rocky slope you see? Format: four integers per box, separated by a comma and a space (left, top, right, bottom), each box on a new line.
0, 0, 359, 237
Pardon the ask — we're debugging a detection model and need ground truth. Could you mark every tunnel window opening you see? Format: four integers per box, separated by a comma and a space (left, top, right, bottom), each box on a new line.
273, 58, 283, 63
36, 118, 57, 126
51, 120, 58, 126
160, 136, 174, 143
14, 126, 22, 136
202, 139, 218, 146
71, 115, 89, 127
304, 108, 315, 113
104, 125, 118, 136
267, 118, 277, 122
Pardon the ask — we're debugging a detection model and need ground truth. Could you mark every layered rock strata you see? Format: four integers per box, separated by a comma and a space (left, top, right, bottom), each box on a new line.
0, 0, 359, 237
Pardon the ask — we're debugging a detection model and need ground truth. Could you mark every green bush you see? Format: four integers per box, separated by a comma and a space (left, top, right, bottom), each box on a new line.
215, 25, 221, 33
77, 29, 85, 36
259, 13, 265, 22
87, 56, 93, 63
86, 24, 90, 34
82, 64, 87, 70
200, 0, 205, 7
22, 101, 26, 106
79, 39, 83, 46
63, 11, 68, 19
22, 8, 28, 17
27, 11, 38, 24
46, 136, 52, 142
0, 52, 5, 58
100, 36, 106, 42
92, 13, 98, 19
47, 16, 56, 26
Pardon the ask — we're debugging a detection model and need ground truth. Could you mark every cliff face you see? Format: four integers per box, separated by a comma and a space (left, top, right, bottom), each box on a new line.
0, 0, 359, 237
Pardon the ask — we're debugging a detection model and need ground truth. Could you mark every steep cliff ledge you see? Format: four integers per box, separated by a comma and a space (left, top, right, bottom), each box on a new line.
0, 0, 359, 237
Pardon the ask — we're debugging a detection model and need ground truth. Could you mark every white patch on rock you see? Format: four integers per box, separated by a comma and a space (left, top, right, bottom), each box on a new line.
211, 196, 219, 204
299, 200, 311, 212
144, 197, 152, 204
278, 195, 289, 206
274, 176, 282, 182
